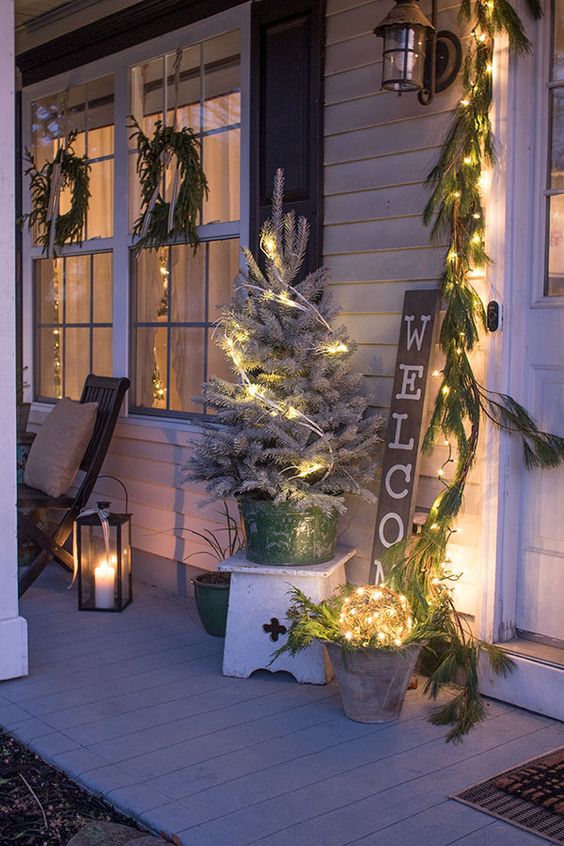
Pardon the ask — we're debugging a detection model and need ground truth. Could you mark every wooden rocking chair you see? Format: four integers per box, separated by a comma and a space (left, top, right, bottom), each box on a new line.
18, 375, 130, 597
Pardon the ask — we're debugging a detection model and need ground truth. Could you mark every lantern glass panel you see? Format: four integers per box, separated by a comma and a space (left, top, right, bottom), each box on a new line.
79, 521, 119, 609
120, 519, 132, 605
382, 25, 427, 91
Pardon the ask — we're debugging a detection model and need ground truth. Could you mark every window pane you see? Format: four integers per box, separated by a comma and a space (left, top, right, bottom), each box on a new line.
93, 253, 113, 322
89, 125, 113, 159
171, 244, 206, 322
550, 89, 564, 189
136, 249, 169, 322
554, 0, 564, 80
93, 327, 113, 375
65, 327, 90, 399
66, 84, 87, 157
132, 56, 165, 128
88, 160, 114, 239
166, 45, 201, 132
65, 255, 91, 323
202, 129, 240, 224
547, 195, 564, 295
207, 337, 231, 386
173, 102, 201, 135
87, 75, 114, 157
37, 328, 63, 399
203, 93, 241, 132
169, 328, 205, 412
32, 95, 59, 169
208, 238, 239, 321
36, 258, 63, 324
135, 326, 168, 409
129, 153, 141, 233
203, 31, 240, 132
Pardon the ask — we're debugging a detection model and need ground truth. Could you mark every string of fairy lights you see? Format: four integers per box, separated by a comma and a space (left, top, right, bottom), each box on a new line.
151, 248, 169, 406
220, 234, 351, 481
52, 262, 62, 399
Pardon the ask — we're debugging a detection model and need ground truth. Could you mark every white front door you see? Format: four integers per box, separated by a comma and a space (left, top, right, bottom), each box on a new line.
484, 0, 564, 718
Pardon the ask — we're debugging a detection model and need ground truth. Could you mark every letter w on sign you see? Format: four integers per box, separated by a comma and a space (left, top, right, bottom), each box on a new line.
369, 289, 439, 584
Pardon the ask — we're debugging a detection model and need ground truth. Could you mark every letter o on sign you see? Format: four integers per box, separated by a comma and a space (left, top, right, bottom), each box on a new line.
378, 513, 404, 549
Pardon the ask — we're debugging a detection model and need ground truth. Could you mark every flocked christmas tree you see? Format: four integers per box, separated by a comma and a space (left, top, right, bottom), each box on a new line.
184, 170, 382, 513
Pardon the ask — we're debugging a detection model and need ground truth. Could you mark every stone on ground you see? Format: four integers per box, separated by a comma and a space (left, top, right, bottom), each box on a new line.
67, 820, 163, 845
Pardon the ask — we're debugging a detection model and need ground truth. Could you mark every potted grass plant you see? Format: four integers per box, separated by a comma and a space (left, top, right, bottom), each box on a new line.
183, 501, 243, 637
275, 584, 430, 723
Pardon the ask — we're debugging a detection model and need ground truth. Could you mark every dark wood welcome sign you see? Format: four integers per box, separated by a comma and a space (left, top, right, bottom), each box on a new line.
369, 289, 439, 584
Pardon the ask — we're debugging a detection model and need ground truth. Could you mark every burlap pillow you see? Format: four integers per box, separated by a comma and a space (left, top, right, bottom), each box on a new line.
24, 397, 99, 497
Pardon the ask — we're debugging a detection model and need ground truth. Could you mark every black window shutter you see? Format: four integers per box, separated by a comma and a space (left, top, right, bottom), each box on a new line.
249, 0, 325, 274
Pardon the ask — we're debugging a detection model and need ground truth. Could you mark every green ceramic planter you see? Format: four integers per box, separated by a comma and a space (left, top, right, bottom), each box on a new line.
192, 574, 230, 637
239, 498, 338, 566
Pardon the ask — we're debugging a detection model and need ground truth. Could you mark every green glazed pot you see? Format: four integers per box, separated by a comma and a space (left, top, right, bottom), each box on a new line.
239, 498, 338, 566
192, 574, 230, 637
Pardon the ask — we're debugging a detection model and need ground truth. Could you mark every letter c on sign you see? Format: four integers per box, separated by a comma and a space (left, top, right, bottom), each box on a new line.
378, 513, 404, 549
384, 463, 412, 500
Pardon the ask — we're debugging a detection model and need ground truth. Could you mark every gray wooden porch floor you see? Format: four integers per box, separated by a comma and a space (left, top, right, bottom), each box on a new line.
1, 568, 562, 846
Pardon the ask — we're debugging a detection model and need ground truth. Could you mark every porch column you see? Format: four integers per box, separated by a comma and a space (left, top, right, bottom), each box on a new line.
0, 0, 28, 681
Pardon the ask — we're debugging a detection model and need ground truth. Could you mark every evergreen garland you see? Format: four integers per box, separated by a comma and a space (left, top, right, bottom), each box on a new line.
23, 131, 90, 256
130, 117, 208, 253
388, 0, 564, 741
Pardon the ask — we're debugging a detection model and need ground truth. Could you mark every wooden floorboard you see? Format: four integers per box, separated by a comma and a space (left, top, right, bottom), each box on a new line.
1, 567, 560, 846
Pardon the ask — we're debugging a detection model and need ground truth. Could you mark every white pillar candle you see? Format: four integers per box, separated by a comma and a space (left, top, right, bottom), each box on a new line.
94, 559, 116, 609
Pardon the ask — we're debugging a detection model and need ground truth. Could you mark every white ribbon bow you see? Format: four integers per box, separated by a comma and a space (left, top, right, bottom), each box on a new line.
69, 505, 111, 589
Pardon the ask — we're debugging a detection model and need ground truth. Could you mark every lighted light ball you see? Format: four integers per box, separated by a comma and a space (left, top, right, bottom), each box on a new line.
338, 585, 412, 648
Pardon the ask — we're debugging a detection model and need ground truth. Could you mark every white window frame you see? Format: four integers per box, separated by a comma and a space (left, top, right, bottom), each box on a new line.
21, 3, 251, 436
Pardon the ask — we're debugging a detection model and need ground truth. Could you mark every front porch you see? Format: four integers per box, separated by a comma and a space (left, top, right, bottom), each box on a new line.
1, 568, 561, 846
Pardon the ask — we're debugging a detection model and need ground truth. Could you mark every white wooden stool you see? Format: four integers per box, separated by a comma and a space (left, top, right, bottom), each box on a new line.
218, 546, 355, 684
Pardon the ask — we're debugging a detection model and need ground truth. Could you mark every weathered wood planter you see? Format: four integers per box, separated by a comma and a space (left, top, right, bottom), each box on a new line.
325, 642, 422, 723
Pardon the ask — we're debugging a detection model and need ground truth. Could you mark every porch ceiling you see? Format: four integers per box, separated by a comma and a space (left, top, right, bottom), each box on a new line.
15, 0, 77, 29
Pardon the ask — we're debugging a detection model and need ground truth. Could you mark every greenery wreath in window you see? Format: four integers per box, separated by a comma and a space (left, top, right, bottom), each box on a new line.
130, 50, 208, 253
23, 129, 90, 258
130, 117, 208, 253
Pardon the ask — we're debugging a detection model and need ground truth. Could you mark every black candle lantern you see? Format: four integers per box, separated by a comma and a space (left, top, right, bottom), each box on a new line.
76, 503, 132, 611
374, 0, 462, 105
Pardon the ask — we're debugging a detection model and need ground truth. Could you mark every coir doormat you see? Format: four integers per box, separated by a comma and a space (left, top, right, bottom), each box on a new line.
452, 747, 564, 844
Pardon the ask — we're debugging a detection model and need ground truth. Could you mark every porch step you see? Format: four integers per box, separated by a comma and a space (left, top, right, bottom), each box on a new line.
498, 637, 564, 670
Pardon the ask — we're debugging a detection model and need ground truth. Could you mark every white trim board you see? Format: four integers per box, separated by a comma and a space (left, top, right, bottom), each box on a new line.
480, 652, 564, 722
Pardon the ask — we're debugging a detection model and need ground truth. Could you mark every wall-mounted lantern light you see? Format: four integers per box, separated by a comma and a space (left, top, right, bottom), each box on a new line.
374, 0, 462, 105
